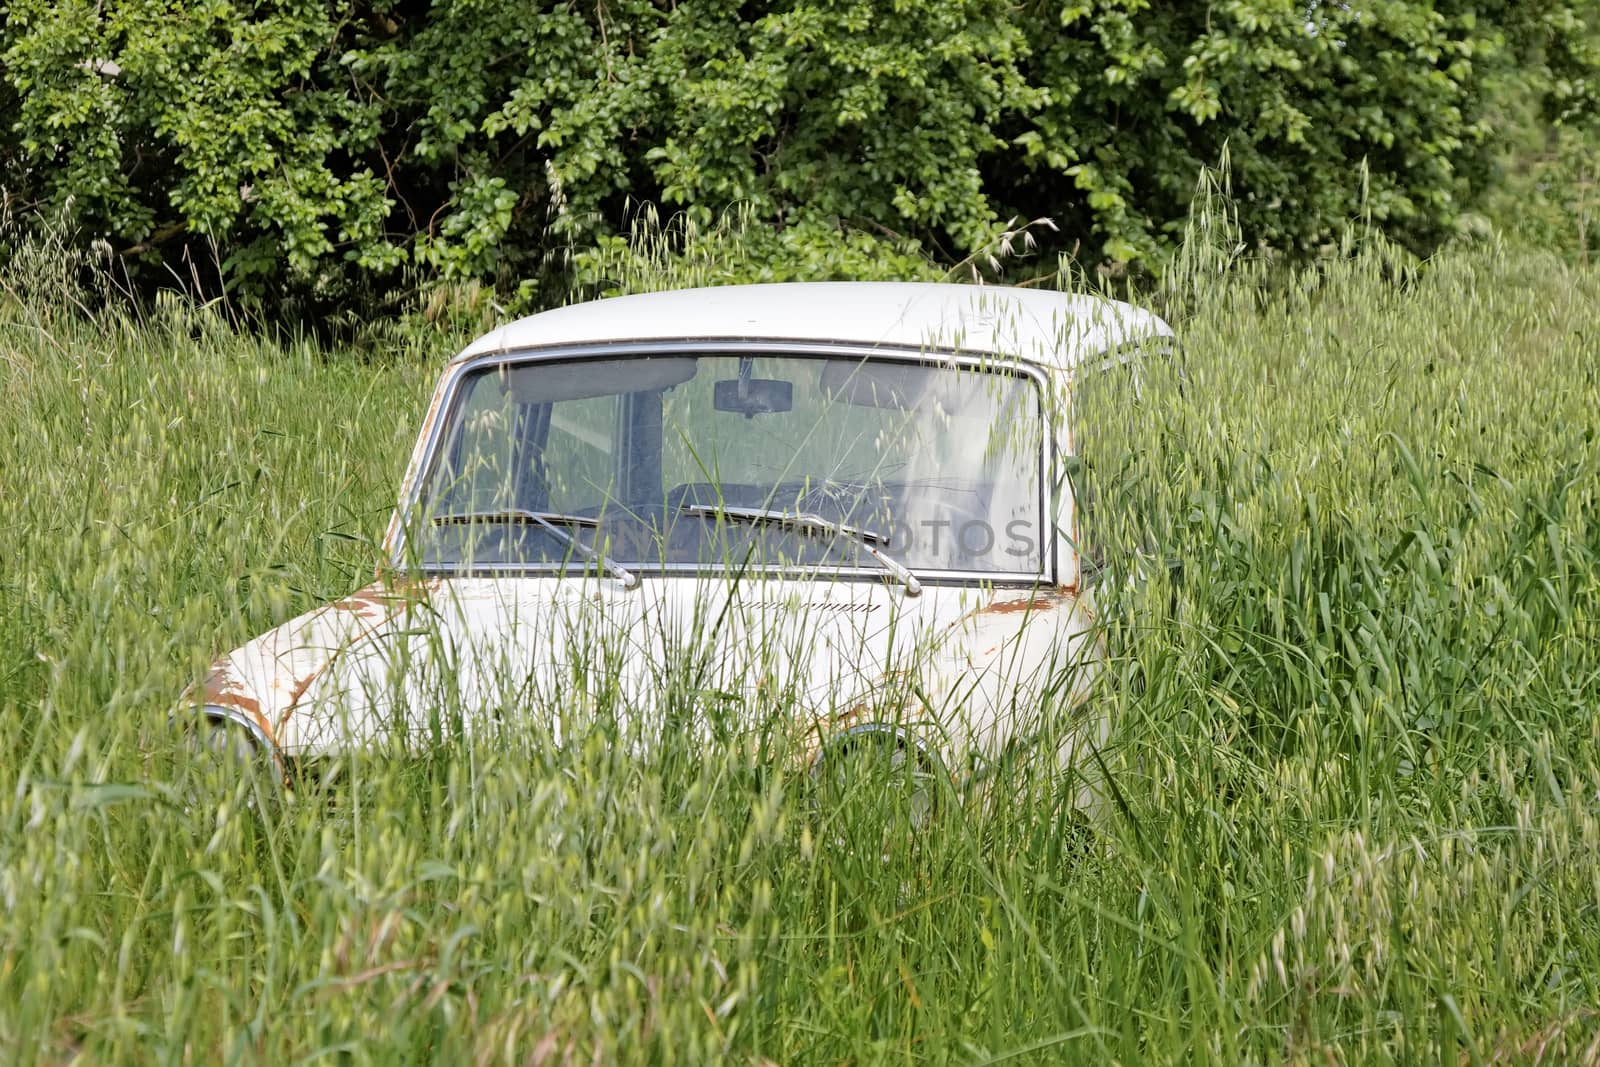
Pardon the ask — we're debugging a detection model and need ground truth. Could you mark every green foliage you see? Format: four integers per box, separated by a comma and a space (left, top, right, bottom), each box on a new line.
569, 203, 944, 299
1484, 122, 1600, 261
2, 1, 1598, 312
1, 0, 398, 295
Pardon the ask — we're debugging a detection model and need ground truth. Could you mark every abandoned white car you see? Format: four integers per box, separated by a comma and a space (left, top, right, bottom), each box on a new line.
186, 282, 1172, 804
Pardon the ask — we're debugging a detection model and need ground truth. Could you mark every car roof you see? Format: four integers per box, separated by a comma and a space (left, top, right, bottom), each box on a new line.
454, 282, 1173, 373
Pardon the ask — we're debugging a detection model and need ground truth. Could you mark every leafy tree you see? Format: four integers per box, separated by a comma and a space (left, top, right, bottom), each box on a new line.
1, 0, 1595, 315
2, 0, 397, 298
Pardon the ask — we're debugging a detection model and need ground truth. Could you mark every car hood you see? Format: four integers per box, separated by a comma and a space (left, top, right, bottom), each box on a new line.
196, 573, 1100, 760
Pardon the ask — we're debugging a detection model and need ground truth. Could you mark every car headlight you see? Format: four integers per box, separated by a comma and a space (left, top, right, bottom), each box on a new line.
180, 704, 285, 779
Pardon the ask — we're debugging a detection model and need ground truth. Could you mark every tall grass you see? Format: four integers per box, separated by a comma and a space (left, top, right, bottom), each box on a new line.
1, 238, 1598, 1064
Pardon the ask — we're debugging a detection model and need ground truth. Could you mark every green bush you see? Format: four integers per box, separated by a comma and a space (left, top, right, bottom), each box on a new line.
2, 0, 1597, 313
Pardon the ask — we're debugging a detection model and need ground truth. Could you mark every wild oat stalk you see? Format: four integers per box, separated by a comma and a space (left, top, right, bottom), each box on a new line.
0, 221, 1597, 1063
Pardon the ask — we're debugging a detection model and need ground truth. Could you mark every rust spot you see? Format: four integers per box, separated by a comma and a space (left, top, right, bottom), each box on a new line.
330, 575, 436, 620
833, 702, 870, 728
329, 595, 385, 620
286, 671, 320, 711
977, 589, 1075, 615
277, 576, 436, 729
201, 665, 278, 747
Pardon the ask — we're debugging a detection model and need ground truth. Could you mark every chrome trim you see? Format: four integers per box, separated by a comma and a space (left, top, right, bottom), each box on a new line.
412, 561, 1054, 589
194, 704, 276, 754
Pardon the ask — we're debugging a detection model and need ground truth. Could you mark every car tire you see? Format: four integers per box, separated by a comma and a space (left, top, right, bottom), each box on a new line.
183, 718, 282, 821
810, 729, 943, 852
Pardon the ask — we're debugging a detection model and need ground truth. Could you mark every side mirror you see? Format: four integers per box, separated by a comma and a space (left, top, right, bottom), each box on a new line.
713, 378, 793, 418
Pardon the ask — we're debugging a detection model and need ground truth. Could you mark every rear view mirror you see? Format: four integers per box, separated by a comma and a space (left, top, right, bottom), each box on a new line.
713, 378, 793, 418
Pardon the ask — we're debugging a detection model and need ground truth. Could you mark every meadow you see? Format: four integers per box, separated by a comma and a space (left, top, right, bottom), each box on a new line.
1, 235, 1597, 1064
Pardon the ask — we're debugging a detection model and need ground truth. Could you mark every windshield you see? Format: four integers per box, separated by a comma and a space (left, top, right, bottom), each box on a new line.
409, 350, 1047, 578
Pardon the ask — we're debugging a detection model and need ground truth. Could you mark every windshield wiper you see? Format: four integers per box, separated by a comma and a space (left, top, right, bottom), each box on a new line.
682, 504, 922, 597
430, 509, 639, 589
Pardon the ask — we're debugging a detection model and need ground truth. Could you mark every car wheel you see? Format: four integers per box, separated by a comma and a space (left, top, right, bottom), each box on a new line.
810, 729, 943, 859
183, 717, 282, 820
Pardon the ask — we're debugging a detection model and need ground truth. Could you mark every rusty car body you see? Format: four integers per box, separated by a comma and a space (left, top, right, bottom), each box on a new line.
186, 282, 1173, 799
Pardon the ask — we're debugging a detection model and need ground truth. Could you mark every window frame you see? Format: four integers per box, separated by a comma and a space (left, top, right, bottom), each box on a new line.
394, 340, 1063, 588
